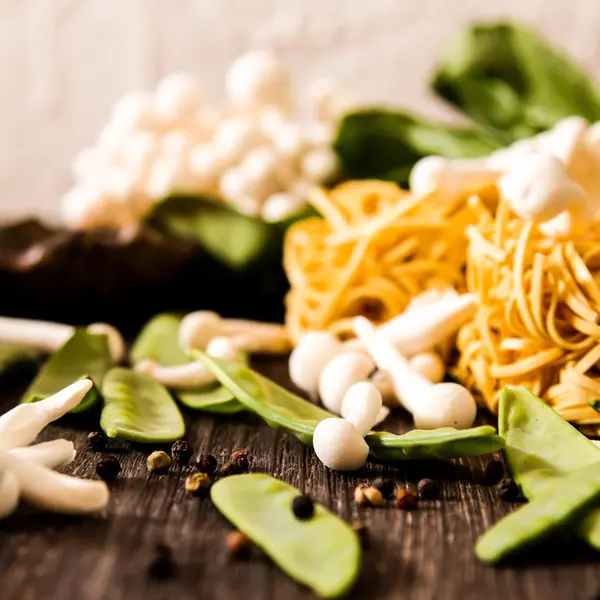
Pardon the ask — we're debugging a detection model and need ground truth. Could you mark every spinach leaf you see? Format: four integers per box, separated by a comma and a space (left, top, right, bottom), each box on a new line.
21, 330, 112, 413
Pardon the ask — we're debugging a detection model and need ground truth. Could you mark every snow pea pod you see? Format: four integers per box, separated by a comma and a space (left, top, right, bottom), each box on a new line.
100, 367, 185, 443
499, 386, 600, 549
21, 330, 111, 413
131, 313, 245, 414
196, 353, 504, 460
211, 474, 361, 598
476, 461, 600, 564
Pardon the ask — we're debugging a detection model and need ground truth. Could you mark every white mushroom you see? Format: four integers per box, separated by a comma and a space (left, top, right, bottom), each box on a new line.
10, 439, 76, 470
0, 469, 19, 519
179, 311, 290, 354
0, 317, 124, 363
354, 317, 477, 429
0, 450, 109, 515
318, 351, 375, 414
288, 331, 342, 395
0, 379, 93, 451
340, 382, 383, 436
409, 352, 445, 384
377, 293, 477, 356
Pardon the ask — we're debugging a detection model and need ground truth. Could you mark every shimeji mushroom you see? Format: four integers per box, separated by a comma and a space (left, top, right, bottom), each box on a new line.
0, 317, 125, 363
179, 311, 290, 354
312, 381, 382, 471
0, 379, 110, 519
354, 317, 477, 430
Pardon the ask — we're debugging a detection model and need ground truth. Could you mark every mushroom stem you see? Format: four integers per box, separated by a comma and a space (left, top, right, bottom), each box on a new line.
0, 317, 124, 362
10, 439, 76, 470
135, 360, 215, 389
0, 469, 20, 519
0, 379, 93, 450
0, 450, 109, 515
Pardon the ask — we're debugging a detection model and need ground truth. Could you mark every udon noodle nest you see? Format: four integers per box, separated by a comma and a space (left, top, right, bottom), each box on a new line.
284, 178, 600, 432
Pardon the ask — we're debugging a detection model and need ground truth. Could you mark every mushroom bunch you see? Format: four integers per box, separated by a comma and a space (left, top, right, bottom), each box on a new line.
410, 116, 600, 237
289, 291, 477, 426
62, 51, 352, 230
136, 310, 291, 387
0, 380, 110, 519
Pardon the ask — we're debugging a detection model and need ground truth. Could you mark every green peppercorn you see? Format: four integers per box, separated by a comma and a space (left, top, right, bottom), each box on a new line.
185, 472, 212, 497
147, 451, 171, 474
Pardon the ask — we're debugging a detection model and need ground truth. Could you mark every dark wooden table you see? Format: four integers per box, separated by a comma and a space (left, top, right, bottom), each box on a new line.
1, 357, 599, 600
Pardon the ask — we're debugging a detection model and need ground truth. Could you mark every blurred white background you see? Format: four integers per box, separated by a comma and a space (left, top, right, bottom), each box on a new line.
2, 0, 600, 221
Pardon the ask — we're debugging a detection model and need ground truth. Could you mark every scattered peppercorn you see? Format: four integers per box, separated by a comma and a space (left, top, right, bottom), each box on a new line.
185, 472, 212, 497
351, 520, 369, 548
372, 477, 395, 499
230, 449, 250, 473
395, 488, 418, 510
96, 456, 121, 482
196, 453, 218, 475
171, 440, 193, 466
226, 530, 252, 558
354, 484, 384, 507
417, 478, 441, 500
292, 494, 314, 520
87, 431, 108, 452
147, 451, 172, 474
484, 459, 505, 485
148, 543, 175, 579
496, 477, 521, 501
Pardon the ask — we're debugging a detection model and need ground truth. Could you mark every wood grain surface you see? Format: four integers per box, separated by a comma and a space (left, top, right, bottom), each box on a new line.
1, 357, 599, 600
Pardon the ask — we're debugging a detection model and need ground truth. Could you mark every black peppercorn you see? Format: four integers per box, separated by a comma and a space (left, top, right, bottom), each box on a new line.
87, 431, 108, 452
196, 454, 218, 474
417, 478, 441, 500
148, 543, 175, 579
395, 488, 418, 510
351, 521, 369, 548
292, 494, 314, 520
484, 459, 505, 485
496, 477, 521, 501
230, 450, 249, 473
96, 456, 121, 482
372, 477, 395, 499
171, 440, 193, 466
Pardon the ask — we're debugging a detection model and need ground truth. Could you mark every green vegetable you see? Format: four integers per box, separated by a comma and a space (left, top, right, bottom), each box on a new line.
21, 329, 112, 413
100, 367, 185, 443
211, 474, 361, 598
0, 344, 36, 378
476, 461, 600, 564
130, 313, 189, 367
334, 110, 500, 184
131, 312, 245, 413
500, 386, 600, 549
590, 398, 600, 413
195, 353, 504, 460
433, 23, 600, 142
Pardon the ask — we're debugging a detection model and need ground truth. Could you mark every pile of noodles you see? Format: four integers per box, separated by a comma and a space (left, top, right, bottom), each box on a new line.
283, 179, 600, 431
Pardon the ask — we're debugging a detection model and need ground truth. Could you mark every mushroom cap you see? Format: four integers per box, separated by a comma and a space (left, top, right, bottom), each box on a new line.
312, 418, 369, 471
318, 351, 375, 414
288, 331, 341, 395
206, 336, 238, 361
412, 382, 477, 430
409, 352, 445, 384
179, 311, 222, 352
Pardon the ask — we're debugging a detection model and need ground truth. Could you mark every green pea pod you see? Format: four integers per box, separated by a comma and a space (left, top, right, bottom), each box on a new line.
21, 329, 112, 413
476, 461, 600, 564
100, 367, 185, 443
499, 387, 600, 549
211, 474, 361, 598
131, 312, 245, 414
195, 352, 504, 460
130, 313, 189, 367
0, 344, 37, 378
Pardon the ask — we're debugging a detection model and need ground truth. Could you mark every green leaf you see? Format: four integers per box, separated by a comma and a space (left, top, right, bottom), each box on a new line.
212, 474, 361, 598
334, 110, 500, 184
100, 367, 185, 443
195, 352, 504, 461
21, 330, 112, 413
432, 23, 600, 140
130, 313, 189, 367
0, 344, 37, 378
